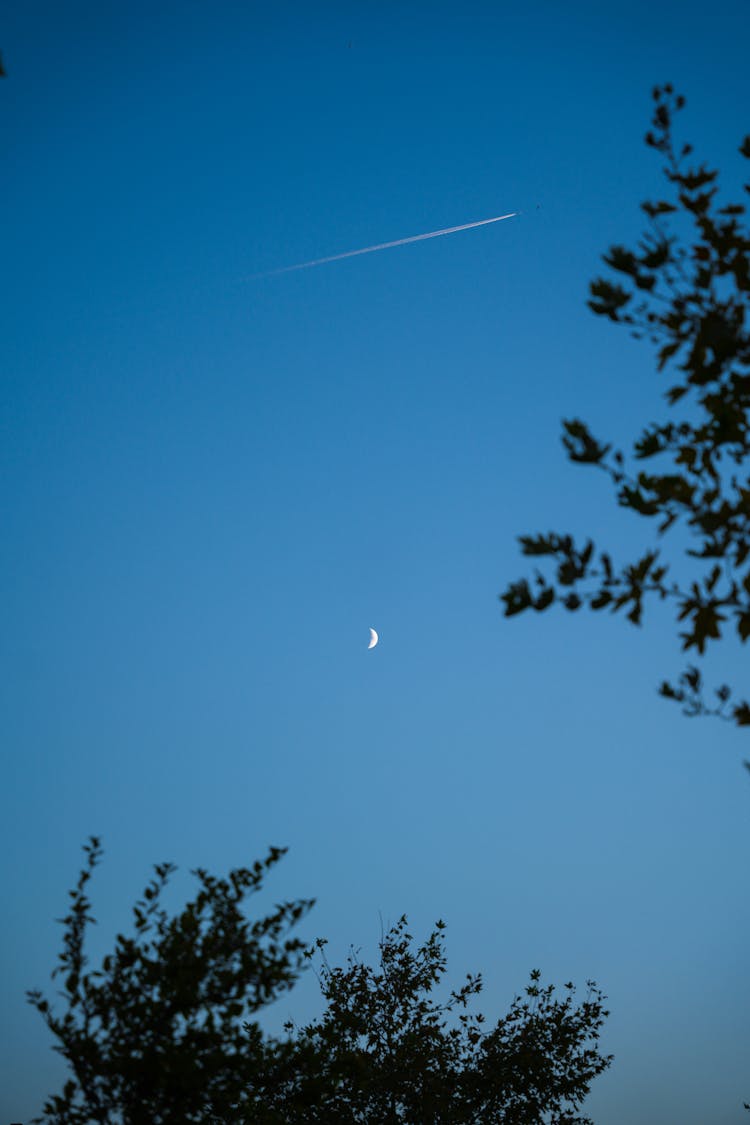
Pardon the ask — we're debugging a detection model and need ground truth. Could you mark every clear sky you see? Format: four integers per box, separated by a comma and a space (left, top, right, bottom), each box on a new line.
3, 2, 749, 1121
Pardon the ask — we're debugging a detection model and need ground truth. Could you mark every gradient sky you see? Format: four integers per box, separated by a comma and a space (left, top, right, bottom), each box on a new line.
3, 3, 750, 1121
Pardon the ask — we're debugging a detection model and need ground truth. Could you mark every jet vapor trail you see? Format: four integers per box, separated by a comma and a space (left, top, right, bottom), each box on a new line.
249, 211, 519, 279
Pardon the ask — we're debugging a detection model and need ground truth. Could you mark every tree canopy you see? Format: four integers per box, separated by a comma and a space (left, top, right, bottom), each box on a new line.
500, 85, 750, 743
269, 915, 611, 1125
29, 840, 611, 1123
27, 837, 315, 1124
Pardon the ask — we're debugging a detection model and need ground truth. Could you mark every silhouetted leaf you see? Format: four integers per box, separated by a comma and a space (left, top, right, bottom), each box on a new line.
738, 611, 750, 642
735, 702, 750, 726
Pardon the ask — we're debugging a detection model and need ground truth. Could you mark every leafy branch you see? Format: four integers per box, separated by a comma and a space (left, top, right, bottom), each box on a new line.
501, 85, 750, 733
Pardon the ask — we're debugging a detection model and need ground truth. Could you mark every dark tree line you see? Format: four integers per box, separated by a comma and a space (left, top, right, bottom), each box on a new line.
28, 839, 611, 1123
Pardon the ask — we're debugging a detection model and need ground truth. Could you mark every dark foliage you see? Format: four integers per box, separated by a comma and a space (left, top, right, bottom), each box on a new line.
260, 915, 611, 1124
27, 837, 315, 1123
30, 846, 610, 1123
500, 86, 750, 743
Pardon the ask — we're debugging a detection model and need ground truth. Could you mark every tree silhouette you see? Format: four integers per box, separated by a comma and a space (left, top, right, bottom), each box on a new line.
500, 86, 750, 747
260, 915, 611, 1124
29, 844, 611, 1123
27, 837, 315, 1124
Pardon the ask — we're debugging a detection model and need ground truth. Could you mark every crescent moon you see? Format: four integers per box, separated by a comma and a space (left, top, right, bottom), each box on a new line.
367, 628, 378, 650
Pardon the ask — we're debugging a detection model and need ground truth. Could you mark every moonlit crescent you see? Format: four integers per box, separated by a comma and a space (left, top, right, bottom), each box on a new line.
368, 628, 378, 650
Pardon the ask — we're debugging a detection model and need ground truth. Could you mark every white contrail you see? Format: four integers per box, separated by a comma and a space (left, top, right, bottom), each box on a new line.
249, 211, 519, 279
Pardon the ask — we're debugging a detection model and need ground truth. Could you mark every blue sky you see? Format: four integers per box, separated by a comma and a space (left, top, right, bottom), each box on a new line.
3, 2, 750, 1121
